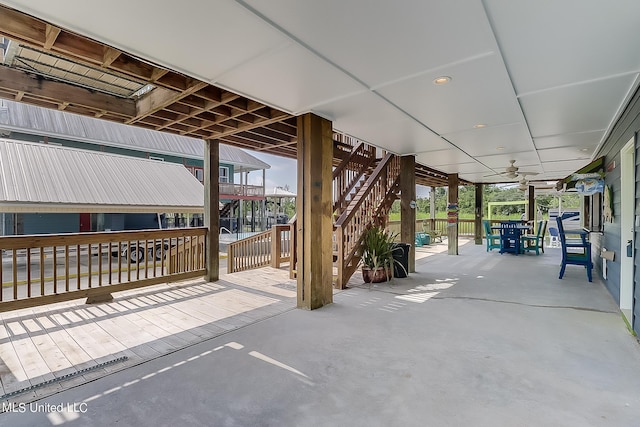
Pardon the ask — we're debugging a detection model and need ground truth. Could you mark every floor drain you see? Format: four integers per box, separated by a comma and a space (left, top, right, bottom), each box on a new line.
0, 355, 128, 401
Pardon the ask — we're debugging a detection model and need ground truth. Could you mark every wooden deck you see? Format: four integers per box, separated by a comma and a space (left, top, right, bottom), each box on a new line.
0, 267, 299, 404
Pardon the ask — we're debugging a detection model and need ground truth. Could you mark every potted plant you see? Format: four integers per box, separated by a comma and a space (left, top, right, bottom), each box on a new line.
361, 225, 406, 283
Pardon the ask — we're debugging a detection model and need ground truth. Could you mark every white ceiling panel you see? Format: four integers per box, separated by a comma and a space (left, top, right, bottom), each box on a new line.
215, 43, 365, 114
377, 54, 522, 135
520, 75, 638, 138
533, 131, 604, 150
538, 147, 592, 163
484, 0, 640, 94
316, 92, 451, 154
415, 149, 476, 167
242, 0, 496, 88
444, 123, 532, 158
542, 159, 594, 173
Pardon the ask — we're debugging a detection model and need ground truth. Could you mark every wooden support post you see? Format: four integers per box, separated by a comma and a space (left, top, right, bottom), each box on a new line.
447, 174, 459, 255
528, 185, 535, 221
296, 113, 333, 310
271, 226, 281, 268
430, 186, 436, 221
204, 139, 220, 282
474, 183, 483, 245
400, 156, 416, 273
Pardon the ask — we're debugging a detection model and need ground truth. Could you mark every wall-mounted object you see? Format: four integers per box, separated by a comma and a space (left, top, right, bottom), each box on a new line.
603, 185, 613, 223
601, 249, 615, 261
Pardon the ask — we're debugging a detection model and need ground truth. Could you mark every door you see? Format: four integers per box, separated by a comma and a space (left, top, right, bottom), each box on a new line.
79, 213, 91, 232
620, 138, 635, 323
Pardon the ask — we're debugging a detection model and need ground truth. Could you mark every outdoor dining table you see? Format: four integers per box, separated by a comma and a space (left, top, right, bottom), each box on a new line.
491, 222, 533, 254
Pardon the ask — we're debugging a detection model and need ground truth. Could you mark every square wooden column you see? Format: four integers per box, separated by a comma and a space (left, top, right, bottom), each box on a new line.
447, 173, 459, 255
528, 185, 535, 221
296, 113, 333, 310
474, 183, 483, 245
204, 139, 220, 282
400, 155, 416, 273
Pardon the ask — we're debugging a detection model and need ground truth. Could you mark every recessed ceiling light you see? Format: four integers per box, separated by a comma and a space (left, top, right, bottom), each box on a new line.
580, 148, 589, 152
474, 124, 487, 129
433, 76, 451, 85
496, 146, 505, 150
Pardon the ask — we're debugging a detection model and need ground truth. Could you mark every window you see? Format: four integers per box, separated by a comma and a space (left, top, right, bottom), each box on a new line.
194, 168, 204, 182
584, 192, 603, 232
219, 166, 229, 183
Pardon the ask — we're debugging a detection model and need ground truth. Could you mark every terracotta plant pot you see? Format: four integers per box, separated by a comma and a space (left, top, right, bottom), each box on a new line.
362, 267, 390, 283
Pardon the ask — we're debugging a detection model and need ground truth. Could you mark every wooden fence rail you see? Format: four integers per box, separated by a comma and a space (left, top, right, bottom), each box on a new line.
227, 225, 291, 273
0, 227, 207, 312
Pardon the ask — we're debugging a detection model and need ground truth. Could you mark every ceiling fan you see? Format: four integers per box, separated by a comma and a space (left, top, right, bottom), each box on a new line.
487, 160, 539, 180
517, 176, 530, 191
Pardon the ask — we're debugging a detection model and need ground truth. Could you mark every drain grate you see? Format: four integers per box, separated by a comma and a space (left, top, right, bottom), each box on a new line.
0, 355, 128, 401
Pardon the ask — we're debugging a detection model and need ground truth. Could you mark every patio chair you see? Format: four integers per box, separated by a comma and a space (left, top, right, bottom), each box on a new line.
556, 217, 593, 282
483, 220, 500, 252
521, 220, 547, 255
499, 222, 520, 255
422, 220, 443, 243
547, 226, 560, 248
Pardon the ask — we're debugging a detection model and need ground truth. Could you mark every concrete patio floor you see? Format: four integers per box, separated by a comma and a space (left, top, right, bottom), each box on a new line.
1, 238, 640, 426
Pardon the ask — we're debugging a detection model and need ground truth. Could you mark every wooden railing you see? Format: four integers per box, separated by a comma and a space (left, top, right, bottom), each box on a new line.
0, 227, 207, 312
334, 153, 401, 289
219, 182, 264, 197
227, 225, 292, 273
388, 218, 498, 239
332, 142, 376, 215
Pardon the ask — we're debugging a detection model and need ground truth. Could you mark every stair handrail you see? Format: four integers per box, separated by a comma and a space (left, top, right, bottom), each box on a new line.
334, 153, 401, 287
332, 142, 376, 214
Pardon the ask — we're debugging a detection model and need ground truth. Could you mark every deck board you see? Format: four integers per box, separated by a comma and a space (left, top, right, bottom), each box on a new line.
0, 267, 298, 403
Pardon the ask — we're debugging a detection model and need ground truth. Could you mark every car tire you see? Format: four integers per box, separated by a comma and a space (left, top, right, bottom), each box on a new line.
124, 246, 145, 263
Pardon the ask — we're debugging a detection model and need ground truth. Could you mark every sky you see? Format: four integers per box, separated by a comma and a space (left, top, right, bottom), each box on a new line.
243, 148, 431, 198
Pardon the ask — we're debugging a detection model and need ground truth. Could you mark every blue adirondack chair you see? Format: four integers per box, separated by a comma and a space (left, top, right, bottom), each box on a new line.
556, 217, 593, 282
499, 222, 520, 255
483, 220, 500, 252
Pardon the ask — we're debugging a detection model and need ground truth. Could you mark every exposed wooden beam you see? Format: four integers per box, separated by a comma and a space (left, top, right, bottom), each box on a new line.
255, 140, 297, 151
0, 66, 136, 117
101, 47, 121, 68
44, 24, 61, 50
0, 6, 43, 46
130, 81, 208, 124
14, 91, 24, 101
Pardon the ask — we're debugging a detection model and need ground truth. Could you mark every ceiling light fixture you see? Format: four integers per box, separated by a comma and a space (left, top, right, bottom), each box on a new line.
474, 124, 487, 129
496, 146, 504, 150
433, 76, 451, 85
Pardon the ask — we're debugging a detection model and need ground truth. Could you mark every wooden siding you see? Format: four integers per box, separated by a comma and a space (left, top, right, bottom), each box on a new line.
635, 139, 640, 333
596, 84, 640, 334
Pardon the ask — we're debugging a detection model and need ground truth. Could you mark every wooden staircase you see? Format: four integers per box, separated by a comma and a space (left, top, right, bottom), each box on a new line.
229, 137, 401, 290
220, 199, 239, 218
332, 151, 401, 288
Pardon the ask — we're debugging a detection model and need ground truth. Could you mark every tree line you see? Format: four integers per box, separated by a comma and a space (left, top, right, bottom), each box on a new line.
391, 185, 580, 218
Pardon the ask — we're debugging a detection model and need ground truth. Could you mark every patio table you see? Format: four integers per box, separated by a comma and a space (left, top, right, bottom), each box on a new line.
492, 223, 533, 254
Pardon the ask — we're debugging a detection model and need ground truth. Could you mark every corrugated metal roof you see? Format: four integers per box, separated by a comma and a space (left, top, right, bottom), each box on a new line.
0, 139, 205, 213
0, 99, 270, 171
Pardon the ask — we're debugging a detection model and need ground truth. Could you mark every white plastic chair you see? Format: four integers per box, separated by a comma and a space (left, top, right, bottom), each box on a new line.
547, 227, 560, 248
